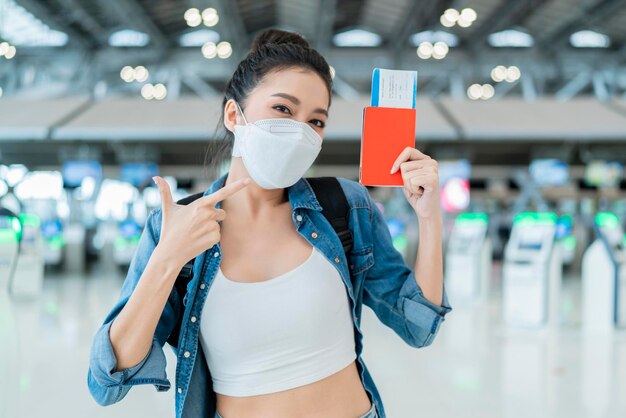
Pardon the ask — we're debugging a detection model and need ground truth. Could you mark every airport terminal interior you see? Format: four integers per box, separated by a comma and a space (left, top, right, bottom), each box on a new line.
2, 0, 626, 417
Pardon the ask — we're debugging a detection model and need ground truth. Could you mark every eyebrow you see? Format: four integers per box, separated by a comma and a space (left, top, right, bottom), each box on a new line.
271, 92, 328, 117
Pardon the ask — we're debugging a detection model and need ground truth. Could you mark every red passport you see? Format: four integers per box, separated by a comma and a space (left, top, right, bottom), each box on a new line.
359, 106, 416, 186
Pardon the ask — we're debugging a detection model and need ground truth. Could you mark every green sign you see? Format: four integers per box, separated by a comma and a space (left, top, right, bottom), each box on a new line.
12, 217, 21, 240
19, 213, 40, 228
392, 235, 408, 252
0, 229, 18, 244
456, 212, 488, 225
559, 214, 573, 226
46, 235, 65, 249
514, 212, 557, 225
595, 212, 620, 229
114, 235, 141, 250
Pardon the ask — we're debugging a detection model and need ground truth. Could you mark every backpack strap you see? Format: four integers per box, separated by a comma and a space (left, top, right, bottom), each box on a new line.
176, 191, 205, 206
166, 191, 204, 348
306, 177, 353, 256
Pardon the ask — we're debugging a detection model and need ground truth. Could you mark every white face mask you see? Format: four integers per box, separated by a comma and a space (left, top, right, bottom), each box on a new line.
231, 101, 323, 189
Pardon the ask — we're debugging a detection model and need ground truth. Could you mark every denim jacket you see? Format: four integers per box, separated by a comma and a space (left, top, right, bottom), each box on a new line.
87, 173, 452, 418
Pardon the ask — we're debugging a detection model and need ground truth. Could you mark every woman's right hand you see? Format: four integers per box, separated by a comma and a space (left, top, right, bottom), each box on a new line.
152, 176, 250, 268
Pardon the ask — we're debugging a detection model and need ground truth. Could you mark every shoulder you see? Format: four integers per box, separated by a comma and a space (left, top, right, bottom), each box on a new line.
336, 177, 371, 210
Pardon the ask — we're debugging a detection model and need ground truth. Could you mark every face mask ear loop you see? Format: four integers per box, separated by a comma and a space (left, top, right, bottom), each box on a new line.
234, 101, 249, 125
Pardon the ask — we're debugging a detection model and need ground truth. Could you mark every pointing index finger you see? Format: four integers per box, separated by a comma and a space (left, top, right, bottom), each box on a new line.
199, 178, 251, 206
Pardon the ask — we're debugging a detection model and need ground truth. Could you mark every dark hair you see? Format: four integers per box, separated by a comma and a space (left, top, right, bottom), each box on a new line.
203, 29, 333, 179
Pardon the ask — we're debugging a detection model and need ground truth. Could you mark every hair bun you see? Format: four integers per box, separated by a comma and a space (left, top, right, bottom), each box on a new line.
250, 29, 310, 52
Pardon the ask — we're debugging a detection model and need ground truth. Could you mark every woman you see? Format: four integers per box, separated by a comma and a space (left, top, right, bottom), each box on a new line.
88, 29, 451, 418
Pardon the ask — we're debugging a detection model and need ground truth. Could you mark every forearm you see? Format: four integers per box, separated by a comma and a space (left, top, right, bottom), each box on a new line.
413, 214, 444, 306
109, 247, 182, 370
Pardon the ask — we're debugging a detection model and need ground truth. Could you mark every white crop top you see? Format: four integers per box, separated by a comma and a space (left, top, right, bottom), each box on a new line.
198, 246, 357, 397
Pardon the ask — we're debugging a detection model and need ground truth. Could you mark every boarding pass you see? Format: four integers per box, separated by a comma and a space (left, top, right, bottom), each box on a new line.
370, 68, 418, 109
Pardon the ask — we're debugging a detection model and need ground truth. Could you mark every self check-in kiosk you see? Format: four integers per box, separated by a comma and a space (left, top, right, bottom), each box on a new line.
0, 210, 20, 417
0, 210, 21, 292
10, 213, 45, 298
445, 213, 491, 304
503, 212, 561, 327
113, 219, 143, 268
0, 290, 19, 418
582, 212, 626, 334
40, 218, 64, 266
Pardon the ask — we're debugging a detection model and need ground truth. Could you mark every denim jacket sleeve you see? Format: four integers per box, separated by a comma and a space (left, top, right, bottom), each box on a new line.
87, 208, 180, 406
362, 193, 452, 348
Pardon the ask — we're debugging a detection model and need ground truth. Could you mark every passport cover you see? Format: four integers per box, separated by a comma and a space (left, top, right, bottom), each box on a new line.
359, 106, 416, 186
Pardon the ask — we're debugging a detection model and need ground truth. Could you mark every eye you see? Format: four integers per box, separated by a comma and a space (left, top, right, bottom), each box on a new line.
310, 119, 325, 129
272, 104, 291, 114
273, 104, 325, 128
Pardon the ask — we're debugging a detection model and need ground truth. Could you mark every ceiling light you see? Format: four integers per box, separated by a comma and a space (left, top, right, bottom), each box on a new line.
443, 9, 460, 23
203, 14, 219, 27
0, 0, 68, 46
333, 28, 382, 47
440, 8, 474, 29
141, 83, 154, 100
201, 8, 217, 21
488, 29, 534, 47
184, 8, 200, 21
432, 41, 449, 59
467, 84, 482, 100
570, 30, 610, 48
410, 30, 459, 47
187, 16, 202, 27
120, 66, 134, 82
153, 83, 167, 100
0, 42, 9, 56
491, 65, 507, 82
460, 8, 477, 22
417, 41, 434, 59
202, 41, 217, 59
217, 41, 232, 59
202, 8, 219, 27
505, 66, 521, 82
4, 45, 16, 59
457, 17, 472, 28
133, 66, 149, 82
184, 8, 202, 27
179, 29, 220, 47
467, 84, 494, 100
109, 29, 150, 47
185, 8, 202, 27
440, 15, 455, 28
481, 84, 494, 100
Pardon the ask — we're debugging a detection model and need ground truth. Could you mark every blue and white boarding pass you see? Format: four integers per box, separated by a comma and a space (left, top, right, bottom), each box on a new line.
370, 68, 417, 109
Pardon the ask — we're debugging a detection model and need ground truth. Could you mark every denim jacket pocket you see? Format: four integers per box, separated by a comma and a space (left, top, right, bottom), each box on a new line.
348, 246, 375, 275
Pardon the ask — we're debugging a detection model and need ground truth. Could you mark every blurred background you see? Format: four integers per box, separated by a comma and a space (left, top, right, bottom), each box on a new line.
1, 0, 626, 417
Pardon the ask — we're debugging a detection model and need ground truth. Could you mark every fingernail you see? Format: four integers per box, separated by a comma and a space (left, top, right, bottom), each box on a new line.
152, 176, 157, 184
243, 178, 251, 185
390, 167, 395, 174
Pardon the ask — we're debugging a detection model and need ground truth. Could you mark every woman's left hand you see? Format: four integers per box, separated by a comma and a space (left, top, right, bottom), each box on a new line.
390, 147, 441, 220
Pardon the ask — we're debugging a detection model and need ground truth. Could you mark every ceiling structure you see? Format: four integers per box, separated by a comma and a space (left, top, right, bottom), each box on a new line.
0, 0, 625, 101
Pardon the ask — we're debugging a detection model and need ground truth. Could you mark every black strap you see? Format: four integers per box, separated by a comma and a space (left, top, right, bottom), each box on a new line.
306, 177, 353, 255
176, 191, 205, 206
166, 192, 204, 348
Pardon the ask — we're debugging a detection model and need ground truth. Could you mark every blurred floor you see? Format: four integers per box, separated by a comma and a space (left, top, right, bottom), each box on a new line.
2, 271, 177, 418
2, 267, 626, 418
